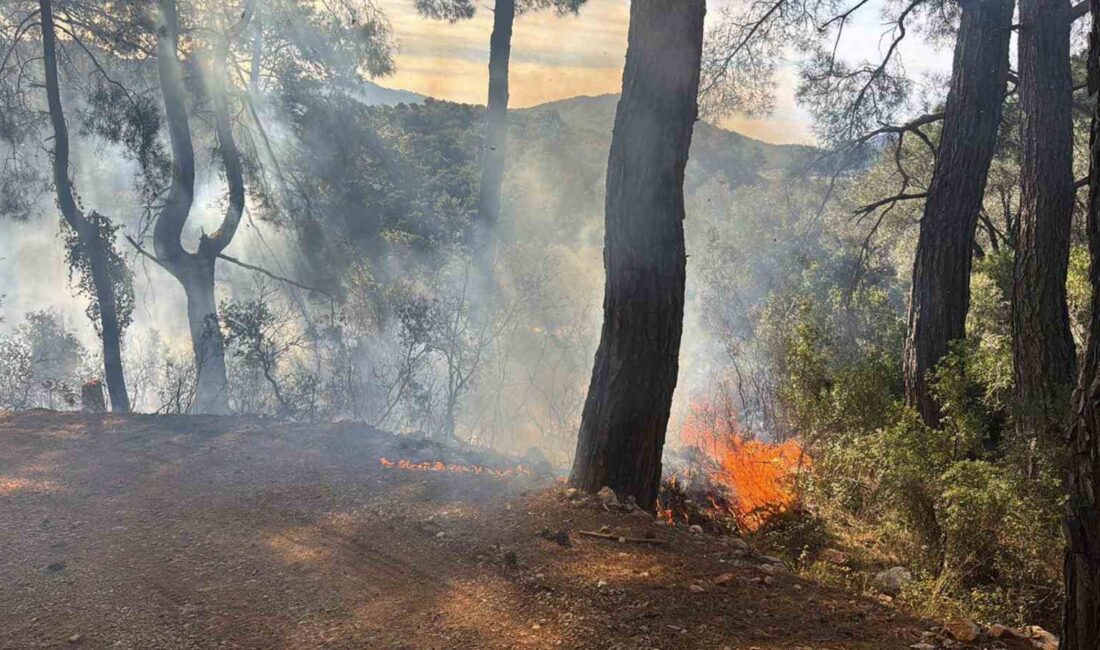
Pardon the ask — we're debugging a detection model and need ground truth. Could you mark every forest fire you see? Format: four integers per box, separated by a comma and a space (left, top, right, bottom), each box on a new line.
665, 398, 808, 531
378, 457, 532, 478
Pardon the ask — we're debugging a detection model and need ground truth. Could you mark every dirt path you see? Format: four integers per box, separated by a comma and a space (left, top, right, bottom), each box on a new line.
0, 412, 927, 649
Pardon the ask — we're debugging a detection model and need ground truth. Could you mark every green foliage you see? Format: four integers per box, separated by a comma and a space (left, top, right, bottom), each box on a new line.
0, 310, 87, 410
61, 212, 135, 336
752, 506, 833, 567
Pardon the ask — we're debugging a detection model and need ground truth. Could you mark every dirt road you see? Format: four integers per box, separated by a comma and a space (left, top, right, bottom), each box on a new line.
0, 411, 924, 649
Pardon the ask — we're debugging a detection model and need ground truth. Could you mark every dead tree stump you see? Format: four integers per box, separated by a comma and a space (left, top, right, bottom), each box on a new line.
81, 380, 106, 413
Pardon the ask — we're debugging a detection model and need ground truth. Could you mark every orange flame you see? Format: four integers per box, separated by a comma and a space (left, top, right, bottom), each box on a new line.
678, 397, 808, 531
379, 457, 532, 478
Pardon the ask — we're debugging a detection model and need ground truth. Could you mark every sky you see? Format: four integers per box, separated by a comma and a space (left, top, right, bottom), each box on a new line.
376, 0, 956, 145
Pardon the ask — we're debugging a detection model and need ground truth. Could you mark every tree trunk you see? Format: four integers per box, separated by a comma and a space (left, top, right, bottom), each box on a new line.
152, 0, 245, 414
569, 0, 705, 510
1013, 0, 1077, 459
39, 0, 130, 413
86, 233, 131, 413
903, 0, 1014, 427
179, 257, 231, 415
474, 0, 514, 254
1063, 3, 1100, 645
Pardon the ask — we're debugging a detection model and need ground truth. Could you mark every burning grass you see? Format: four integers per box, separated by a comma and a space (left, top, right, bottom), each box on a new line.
661, 397, 809, 532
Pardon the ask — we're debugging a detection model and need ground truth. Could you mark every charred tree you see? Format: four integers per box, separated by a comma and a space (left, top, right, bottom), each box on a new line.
39, 0, 131, 413
150, 0, 245, 415
903, 0, 1014, 427
1063, 3, 1100, 644
569, 0, 705, 509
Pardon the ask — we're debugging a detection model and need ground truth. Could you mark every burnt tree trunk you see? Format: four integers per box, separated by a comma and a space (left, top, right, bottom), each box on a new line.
1063, 3, 1100, 644
569, 0, 705, 510
1013, 0, 1077, 460
903, 0, 1014, 427
474, 0, 514, 257
152, 0, 244, 415
39, 0, 131, 413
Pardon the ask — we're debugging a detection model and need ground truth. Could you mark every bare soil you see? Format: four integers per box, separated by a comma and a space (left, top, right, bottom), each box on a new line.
0, 411, 930, 649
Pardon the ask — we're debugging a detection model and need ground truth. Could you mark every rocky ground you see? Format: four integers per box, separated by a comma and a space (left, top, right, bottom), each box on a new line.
0, 411, 1057, 648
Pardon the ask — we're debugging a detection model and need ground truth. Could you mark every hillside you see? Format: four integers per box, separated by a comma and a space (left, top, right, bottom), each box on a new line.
0, 411, 938, 649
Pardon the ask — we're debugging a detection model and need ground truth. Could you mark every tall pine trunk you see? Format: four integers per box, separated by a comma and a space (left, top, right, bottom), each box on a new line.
1013, 0, 1077, 460
903, 0, 1014, 427
1063, 3, 1100, 644
474, 0, 514, 258
39, 0, 131, 413
569, 0, 705, 510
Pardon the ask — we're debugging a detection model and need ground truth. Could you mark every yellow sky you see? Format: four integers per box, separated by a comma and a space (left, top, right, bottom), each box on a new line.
377, 0, 816, 144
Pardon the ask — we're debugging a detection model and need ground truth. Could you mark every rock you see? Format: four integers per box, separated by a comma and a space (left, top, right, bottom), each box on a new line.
728, 538, 749, 553
46, 561, 65, 573
596, 486, 619, 507
872, 566, 913, 597
563, 488, 579, 500
944, 619, 981, 643
688, 583, 705, 593
688, 524, 704, 535
549, 530, 570, 547
714, 572, 736, 586
67, 634, 82, 645
1021, 626, 1058, 650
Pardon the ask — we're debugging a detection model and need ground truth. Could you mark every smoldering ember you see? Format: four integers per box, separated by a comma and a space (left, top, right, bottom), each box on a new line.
0, 0, 1096, 648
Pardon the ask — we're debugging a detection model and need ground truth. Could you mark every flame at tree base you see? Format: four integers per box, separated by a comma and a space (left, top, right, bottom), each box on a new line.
666, 397, 809, 532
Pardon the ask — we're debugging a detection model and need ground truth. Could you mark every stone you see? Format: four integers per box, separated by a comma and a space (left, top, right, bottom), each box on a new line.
944, 619, 981, 643
872, 566, 913, 597
563, 488, 579, 500
67, 635, 82, 645
596, 486, 619, 507
1021, 626, 1058, 650
688, 524, 704, 535
688, 583, 705, 593
728, 537, 750, 553
988, 624, 1022, 639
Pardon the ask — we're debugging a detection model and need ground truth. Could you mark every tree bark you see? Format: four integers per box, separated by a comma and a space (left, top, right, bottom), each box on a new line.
903, 0, 1014, 427
473, 0, 514, 256
152, 0, 244, 415
569, 0, 705, 510
1012, 0, 1077, 459
1063, 4, 1100, 645
39, 0, 131, 413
